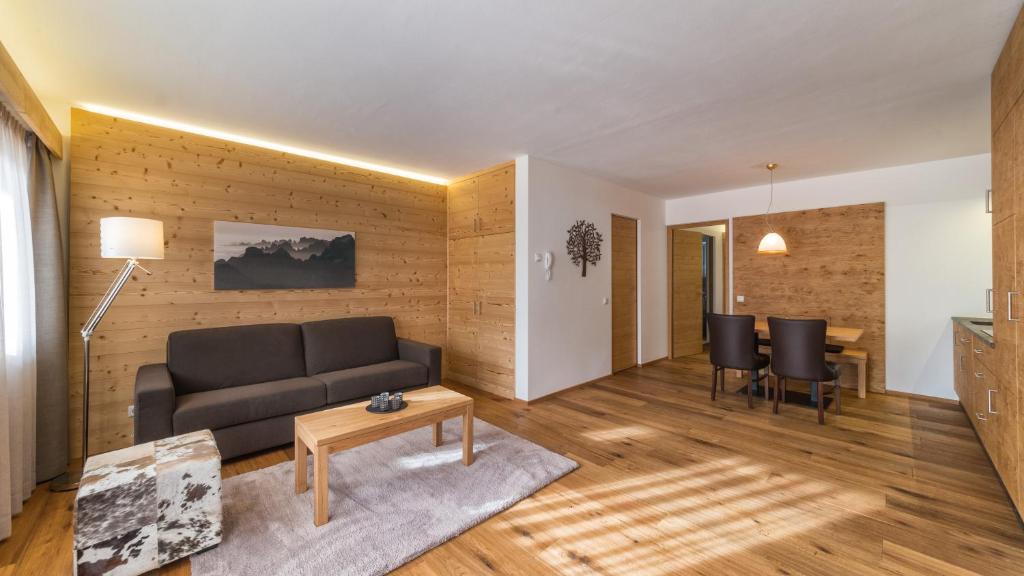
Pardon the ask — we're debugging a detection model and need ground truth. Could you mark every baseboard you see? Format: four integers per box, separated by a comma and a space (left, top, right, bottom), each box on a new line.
883, 389, 959, 405
526, 373, 613, 405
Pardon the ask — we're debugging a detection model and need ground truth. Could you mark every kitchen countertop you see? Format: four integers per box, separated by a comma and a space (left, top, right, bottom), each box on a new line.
953, 316, 995, 348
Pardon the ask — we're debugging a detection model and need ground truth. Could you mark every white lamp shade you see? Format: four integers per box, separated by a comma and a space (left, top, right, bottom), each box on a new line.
757, 232, 788, 254
100, 217, 165, 259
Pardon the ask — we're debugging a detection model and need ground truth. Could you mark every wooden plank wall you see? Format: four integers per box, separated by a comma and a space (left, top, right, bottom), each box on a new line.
732, 202, 886, 392
69, 108, 448, 455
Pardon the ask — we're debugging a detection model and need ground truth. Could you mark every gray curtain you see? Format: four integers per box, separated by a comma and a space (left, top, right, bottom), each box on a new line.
27, 134, 67, 482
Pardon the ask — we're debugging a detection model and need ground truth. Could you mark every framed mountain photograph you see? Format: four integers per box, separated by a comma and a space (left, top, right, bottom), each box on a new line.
213, 221, 355, 290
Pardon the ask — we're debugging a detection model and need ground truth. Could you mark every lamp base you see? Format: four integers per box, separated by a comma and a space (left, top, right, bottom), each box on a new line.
49, 466, 84, 492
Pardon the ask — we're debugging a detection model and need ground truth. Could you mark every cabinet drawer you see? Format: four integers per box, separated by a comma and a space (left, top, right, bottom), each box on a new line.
971, 335, 995, 372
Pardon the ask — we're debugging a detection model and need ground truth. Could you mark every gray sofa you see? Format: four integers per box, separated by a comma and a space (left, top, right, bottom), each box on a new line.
133, 316, 441, 459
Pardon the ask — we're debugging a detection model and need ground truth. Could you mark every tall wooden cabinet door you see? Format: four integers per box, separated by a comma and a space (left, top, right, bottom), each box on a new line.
476, 232, 515, 398
447, 237, 479, 386
612, 215, 638, 372
448, 178, 479, 240
477, 164, 515, 236
994, 215, 1020, 506
994, 113, 1015, 223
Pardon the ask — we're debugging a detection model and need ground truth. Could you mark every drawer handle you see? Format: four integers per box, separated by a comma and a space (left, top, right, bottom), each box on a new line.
989, 389, 998, 414
959, 336, 969, 343
977, 412, 989, 421
986, 288, 993, 313
975, 372, 984, 379
974, 348, 983, 354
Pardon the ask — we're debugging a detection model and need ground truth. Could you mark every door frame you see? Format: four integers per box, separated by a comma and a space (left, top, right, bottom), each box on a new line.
611, 213, 640, 372
667, 219, 730, 358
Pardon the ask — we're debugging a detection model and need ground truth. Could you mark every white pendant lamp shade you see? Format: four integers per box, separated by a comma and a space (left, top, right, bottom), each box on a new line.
100, 217, 165, 259
757, 231, 788, 254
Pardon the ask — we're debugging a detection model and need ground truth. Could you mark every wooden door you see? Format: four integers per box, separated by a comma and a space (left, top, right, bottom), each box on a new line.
672, 229, 705, 357
477, 163, 515, 236
612, 215, 638, 372
995, 216, 1020, 506
448, 178, 478, 240
447, 237, 479, 386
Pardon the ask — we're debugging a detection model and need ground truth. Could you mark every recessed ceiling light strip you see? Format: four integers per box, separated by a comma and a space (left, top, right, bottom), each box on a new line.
77, 102, 449, 185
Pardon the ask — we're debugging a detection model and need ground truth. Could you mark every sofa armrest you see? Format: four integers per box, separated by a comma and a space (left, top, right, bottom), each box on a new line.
134, 363, 176, 444
397, 339, 442, 385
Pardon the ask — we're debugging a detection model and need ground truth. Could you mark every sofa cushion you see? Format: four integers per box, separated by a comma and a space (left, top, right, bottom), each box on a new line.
301, 317, 399, 375
314, 360, 428, 404
173, 377, 325, 434
167, 323, 307, 395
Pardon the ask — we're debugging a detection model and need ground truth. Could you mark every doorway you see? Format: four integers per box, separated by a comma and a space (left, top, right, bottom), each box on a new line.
668, 220, 729, 358
611, 214, 638, 372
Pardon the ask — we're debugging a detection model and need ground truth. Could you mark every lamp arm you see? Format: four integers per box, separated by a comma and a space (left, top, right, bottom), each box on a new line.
81, 258, 143, 338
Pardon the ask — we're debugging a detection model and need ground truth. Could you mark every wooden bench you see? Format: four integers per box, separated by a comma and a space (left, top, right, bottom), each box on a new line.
745, 346, 869, 399
827, 348, 868, 399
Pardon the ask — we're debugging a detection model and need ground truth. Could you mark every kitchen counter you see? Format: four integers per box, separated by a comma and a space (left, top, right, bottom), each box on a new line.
952, 316, 994, 348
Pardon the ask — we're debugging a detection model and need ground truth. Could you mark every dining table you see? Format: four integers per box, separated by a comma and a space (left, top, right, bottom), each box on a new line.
750, 320, 865, 403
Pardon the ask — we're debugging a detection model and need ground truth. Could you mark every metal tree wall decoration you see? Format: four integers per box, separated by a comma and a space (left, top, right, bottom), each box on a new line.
566, 219, 603, 277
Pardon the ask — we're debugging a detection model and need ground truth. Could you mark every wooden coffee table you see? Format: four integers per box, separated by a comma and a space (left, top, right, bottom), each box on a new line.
294, 386, 474, 526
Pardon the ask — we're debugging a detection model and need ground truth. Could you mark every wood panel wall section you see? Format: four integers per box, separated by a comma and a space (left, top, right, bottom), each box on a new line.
732, 202, 886, 392
446, 162, 515, 399
68, 108, 448, 455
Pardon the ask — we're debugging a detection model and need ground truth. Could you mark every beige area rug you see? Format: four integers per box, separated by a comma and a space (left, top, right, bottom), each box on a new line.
190, 418, 578, 576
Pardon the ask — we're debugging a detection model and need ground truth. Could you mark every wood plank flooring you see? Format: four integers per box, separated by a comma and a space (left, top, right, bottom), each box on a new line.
4, 355, 1023, 575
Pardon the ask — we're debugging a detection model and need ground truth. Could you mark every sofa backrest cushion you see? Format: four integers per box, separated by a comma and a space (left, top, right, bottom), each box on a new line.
301, 316, 399, 375
167, 323, 306, 395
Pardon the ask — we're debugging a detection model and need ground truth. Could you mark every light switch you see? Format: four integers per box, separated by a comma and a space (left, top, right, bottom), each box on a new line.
603, 297, 609, 305
736, 295, 745, 303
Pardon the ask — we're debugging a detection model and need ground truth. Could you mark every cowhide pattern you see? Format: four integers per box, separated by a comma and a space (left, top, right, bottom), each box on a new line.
75, 430, 222, 576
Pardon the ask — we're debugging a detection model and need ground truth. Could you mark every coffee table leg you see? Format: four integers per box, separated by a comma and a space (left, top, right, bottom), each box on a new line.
432, 421, 443, 446
462, 404, 474, 466
313, 448, 329, 526
295, 431, 308, 494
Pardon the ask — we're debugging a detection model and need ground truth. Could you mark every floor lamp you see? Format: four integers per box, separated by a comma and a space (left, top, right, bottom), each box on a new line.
51, 217, 164, 492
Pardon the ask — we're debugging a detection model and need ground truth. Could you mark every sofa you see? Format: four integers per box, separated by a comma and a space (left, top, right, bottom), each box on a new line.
133, 316, 441, 459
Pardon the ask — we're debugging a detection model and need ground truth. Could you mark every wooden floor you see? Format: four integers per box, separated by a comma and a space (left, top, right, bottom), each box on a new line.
4, 356, 1024, 575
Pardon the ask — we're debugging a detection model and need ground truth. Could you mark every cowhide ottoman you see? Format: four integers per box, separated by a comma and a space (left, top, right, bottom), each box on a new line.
74, 429, 222, 576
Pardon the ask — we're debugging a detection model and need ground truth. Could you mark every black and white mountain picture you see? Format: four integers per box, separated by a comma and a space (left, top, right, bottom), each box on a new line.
213, 221, 355, 290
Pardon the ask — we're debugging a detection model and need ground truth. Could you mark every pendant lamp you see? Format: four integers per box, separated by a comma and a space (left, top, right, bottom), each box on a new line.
757, 163, 787, 254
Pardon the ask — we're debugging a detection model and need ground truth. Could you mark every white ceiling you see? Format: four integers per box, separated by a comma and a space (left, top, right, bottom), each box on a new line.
1, 0, 1020, 197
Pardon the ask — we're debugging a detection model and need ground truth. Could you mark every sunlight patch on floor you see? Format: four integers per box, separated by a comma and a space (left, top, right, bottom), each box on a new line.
580, 425, 659, 442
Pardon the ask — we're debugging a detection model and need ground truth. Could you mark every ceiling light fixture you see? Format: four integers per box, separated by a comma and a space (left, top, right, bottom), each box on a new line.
76, 103, 450, 185
757, 162, 787, 255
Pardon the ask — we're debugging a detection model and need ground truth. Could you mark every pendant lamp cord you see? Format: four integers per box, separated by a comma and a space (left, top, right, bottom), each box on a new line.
765, 167, 775, 233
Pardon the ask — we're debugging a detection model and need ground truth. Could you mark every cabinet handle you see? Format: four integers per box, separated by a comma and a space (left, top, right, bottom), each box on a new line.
1010, 292, 1020, 321
988, 389, 997, 414
977, 412, 989, 421
986, 188, 993, 214
959, 355, 964, 370
959, 336, 969, 343
975, 371, 984, 378
974, 348, 983, 354
986, 288, 993, 313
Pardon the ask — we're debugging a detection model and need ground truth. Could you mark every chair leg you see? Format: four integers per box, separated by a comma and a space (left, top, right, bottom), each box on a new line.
781, 377, 786, 403
772, 375, 780, 414
834, 375, 842, 416
747, 369, 754, 409
816, 381, 825, 424
711, 366, 718, 400
721, 368, 726, 391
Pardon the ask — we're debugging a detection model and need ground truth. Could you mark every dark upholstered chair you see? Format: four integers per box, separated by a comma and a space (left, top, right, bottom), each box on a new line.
708, 314, 770, 409
767, 317, 842, 424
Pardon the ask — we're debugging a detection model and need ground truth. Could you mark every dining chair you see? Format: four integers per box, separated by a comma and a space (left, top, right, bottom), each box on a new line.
708, 314, 770, 409
767, 316, 841, 424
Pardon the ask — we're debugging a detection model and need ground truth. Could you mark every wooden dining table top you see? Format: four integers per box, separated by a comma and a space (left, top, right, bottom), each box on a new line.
754, 320, 864, 343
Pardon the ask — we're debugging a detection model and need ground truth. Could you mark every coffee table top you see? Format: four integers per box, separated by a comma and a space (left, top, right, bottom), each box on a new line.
295, 386, 472, 447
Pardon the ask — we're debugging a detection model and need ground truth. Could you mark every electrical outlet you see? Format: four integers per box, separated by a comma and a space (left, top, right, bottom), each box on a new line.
736, 295, 745, 303
128, 404, 135, 418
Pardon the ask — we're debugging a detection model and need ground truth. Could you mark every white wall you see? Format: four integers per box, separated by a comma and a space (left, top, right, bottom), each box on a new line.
516, 156, 667, 400
666, 154, 992, 399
